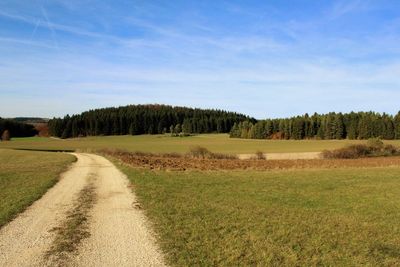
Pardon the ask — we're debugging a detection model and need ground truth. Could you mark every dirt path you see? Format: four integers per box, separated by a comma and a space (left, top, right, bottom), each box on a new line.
238, 152, 322, 160
0, 153, 165, 267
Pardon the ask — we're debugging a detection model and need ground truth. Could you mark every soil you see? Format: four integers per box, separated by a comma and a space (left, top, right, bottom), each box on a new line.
103, 150, 400, 171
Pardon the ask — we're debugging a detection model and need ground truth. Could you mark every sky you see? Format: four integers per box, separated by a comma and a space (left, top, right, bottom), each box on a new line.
1, 0, 400, 119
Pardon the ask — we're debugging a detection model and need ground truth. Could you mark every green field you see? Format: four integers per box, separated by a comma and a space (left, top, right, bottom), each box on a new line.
0, 149, 76, 227
3, 134, 400, 265
2, 134, 399, 154
118, 164, 400, 266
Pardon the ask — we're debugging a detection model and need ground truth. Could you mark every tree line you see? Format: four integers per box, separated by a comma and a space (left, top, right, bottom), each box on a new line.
230, 112, 400, 140
0, 118, 38, 139
48, 104, 252, 138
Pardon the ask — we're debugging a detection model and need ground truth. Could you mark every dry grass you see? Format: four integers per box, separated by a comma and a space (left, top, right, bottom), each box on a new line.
45, 176, 96, 265
322, 139, 400, 159
187, 146, 237, 159
103, 149, 400, 171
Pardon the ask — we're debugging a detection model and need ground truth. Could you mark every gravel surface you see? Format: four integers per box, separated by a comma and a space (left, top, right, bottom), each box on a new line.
0, 153, 165, 267
238, 152, 322, 160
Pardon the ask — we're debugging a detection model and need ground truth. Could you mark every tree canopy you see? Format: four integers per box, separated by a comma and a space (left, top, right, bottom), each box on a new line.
230, 112, 400, 140
48, 104, 253, 138
0, 118, 38, 139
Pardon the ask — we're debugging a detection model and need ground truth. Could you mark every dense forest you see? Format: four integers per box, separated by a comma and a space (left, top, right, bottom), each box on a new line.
230, 112, 400, 140
48, 104, 253, 138
0, 118, 38, 139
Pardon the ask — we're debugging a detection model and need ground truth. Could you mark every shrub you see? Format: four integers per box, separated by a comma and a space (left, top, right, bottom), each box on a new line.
322, 145, 370, 159
322, 141, 400, 159
1, 130, 10, 141
254, 151, 266, 160
367, 138, 384, 151
187, 146, 237, 159
188, 146, 210, 159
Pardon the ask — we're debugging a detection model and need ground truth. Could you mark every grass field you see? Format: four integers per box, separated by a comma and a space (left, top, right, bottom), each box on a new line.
0, 149, 76, 227
3, 134, 400, 265
2, 134, 400, 154
118, 164, 400, 266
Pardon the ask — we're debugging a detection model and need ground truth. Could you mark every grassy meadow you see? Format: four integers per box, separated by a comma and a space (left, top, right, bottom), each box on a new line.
3, 134, 400, 265
119, 165, 400, 266
0, 149, 76, 227
2, 134, 400, 154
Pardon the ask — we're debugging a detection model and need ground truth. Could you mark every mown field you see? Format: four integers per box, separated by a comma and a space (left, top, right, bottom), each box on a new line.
0, 149, 76, 227
2, 134, 400, 154
3, 134, 400, 265
118, 164, 400, 266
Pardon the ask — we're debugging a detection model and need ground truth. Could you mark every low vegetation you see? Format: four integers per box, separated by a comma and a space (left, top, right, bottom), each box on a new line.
322, 138, 400, 159
117, 164, 400, 266
187, 146, 237, 159
46, 177, 96, 264
104, 148, 400, 171
254, 150, 266, 160
0, 149, 75, 227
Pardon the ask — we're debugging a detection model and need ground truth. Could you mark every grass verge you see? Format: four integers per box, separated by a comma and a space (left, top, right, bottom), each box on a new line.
0, 149, 76, 227
116, 162, 400, 266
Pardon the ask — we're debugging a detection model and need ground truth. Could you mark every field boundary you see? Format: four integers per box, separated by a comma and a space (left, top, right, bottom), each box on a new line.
103, 150, 400, 171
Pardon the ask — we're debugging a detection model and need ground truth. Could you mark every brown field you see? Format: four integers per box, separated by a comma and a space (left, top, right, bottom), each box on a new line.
103, 150, 400, 171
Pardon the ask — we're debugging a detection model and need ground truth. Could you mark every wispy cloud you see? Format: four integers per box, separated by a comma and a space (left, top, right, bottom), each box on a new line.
0, 0, 399, 118
329, 0, 365, 19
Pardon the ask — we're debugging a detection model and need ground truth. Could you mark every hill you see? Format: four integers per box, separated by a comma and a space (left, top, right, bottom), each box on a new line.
48, 104, 254, 138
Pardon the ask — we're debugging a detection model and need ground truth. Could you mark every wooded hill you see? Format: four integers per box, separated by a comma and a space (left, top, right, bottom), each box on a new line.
230, 112, 400, 140
0, 118, 38, 139
48, 104, 253, 138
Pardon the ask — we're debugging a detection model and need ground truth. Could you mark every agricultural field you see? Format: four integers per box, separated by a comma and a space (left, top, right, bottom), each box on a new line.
2, 135, 400, 265
0, 149, 76, 227
118, 163, 400, 266
2, 134, 400, 155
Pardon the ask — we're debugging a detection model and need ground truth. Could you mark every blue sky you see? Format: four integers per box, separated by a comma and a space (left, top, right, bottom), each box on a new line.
1, 0, 400, 119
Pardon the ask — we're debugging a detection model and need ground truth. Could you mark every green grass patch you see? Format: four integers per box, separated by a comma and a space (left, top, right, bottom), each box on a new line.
0, 149, 76, 227
119, 164, 400, 266
2, 134, 400, 154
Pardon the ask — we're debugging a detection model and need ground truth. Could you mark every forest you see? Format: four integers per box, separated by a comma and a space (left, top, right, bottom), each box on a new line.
230, 112, 400, 140
0, 118, 38, 139
48, 104, 253, 138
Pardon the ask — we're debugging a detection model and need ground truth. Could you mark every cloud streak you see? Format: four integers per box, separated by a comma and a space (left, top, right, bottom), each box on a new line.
0, 0, 399, 118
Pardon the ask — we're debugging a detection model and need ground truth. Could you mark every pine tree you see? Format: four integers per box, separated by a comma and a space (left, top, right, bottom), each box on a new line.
394, 112, 400, 139
229, 123, 240, 138
335, 114, 345, 139
129, 123, 135, 135
174, 124, 182, 135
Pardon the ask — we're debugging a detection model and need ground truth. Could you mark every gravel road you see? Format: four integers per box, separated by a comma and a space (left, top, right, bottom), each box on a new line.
0, 153, 165, 267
